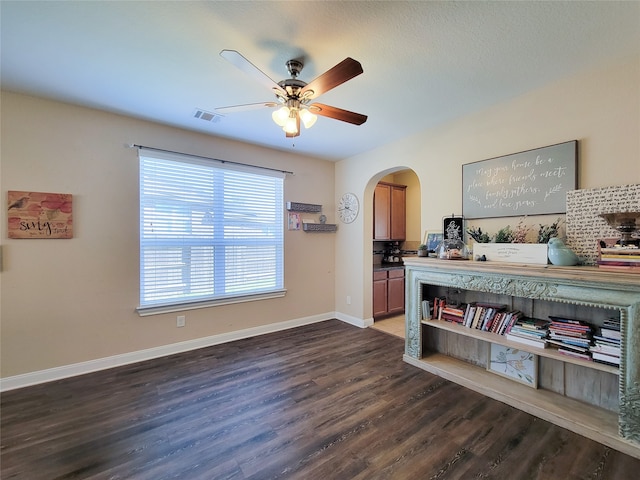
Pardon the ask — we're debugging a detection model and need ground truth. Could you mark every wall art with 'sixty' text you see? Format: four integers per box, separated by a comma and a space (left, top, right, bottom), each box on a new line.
7, 191, 73, 239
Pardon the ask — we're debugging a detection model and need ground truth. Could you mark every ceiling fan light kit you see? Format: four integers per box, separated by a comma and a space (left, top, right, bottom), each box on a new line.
271, 101, 317, 136
217, 49, 367, 138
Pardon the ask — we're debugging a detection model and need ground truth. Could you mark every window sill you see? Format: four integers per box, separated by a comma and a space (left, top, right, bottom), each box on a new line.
136, 289, 287, 316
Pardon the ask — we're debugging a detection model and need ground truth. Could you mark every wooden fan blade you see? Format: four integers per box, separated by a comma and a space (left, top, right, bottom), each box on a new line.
310, 103, 368, 125
215, 102, 278, 114
220, 50, 286, 96
300, 58, 363, 99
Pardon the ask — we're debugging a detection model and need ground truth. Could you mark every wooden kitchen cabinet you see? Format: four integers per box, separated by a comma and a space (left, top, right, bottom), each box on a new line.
373, 182, 406, 241
372, 270, 388, 318
373, 268, 405, 319
387, 268, 405, 315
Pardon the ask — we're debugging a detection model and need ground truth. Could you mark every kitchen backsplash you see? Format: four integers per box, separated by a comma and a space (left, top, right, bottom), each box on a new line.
374, 240, 420, 265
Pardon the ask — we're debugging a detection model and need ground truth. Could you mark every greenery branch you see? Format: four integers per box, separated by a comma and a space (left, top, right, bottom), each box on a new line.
466, 226, 491, 243
537, 218, 563, 244
467, 216, 564, 244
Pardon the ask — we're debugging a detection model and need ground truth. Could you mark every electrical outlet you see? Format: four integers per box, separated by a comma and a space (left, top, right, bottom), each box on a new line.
177, 315, 186, 327
346, 295, 351, 305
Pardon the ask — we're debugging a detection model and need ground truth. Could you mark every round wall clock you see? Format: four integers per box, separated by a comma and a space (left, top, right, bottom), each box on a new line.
338, 192, 359, 224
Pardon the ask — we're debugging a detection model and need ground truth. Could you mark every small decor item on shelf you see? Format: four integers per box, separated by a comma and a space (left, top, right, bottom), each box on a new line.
417, 244, 428, 257
439, 214, 468, 260
443, 214, 464, 243
599, 212, 640, 247
437, 237, 469, 260
287, 212, 301, 230
597, 238, 640, 271
487, 343, 538, 388
547, 238, 579, 266
423, 231, 444, 256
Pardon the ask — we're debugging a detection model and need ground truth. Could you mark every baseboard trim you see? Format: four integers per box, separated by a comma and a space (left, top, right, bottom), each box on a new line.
1, 312, 360, 392
335, 312, 374, 328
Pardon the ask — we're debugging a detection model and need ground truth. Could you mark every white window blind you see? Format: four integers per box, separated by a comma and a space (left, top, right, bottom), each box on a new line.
137, 149, 285, 314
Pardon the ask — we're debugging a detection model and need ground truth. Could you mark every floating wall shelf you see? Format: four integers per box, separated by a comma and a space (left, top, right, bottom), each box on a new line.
286, 202, 322, 213
303, 223, 337, 232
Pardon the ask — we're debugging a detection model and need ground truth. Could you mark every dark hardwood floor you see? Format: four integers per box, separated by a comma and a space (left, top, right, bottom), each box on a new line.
2, 319, 639, 479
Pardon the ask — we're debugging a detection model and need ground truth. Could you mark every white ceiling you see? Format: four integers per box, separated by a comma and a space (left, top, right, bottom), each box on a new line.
2, 1, 639, 161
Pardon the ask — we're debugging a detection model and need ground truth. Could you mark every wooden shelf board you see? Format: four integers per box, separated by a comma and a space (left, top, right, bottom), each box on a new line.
422, 319, 618, 375
403, 353, 640, 460
286, 201, 322, 213
302, 223, 337, 232
403, 257, 640, 286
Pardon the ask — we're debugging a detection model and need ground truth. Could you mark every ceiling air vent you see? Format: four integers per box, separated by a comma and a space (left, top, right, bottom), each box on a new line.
193, 108, 222, 123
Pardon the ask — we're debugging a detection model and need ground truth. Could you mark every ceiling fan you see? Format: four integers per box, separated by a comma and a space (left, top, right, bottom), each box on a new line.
216, 50, 367, 138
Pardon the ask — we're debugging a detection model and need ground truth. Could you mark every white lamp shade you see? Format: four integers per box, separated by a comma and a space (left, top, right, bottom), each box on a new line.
272, 106, 289, 127
299, 109, 317, 129
283, 115, 299, 134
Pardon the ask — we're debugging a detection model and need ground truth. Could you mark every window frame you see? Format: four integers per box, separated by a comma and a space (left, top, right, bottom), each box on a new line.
136, 148, 286, 316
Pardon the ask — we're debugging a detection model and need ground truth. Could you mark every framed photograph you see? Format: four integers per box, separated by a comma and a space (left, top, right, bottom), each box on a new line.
487, 343, 538, 388
423, 231, 443, 252
287, 212, 301, 230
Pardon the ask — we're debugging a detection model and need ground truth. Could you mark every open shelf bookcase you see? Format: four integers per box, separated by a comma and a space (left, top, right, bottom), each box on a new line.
403, 258, 640, 459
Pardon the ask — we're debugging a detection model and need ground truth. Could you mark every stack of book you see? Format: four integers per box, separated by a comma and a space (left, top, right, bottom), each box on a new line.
547, 316, 593, 360
597, 243, 640, 272
505, 318, 549, 348
440, 304, 466, 324
431, 297, 465, 323
590, 318, 621, 366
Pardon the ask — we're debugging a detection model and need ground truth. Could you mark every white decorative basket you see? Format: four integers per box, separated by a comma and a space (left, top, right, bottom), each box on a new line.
473, 243, 548, 265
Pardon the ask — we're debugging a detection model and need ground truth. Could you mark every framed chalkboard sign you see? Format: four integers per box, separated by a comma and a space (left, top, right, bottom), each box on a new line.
462, 140, 577, 219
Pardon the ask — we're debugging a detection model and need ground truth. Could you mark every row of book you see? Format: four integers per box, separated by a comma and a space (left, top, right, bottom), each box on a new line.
507, 316, 621, 367
497, 314, 621, 367
431, 298, 524, 336
424, 296, 621, 367
597, 242, 640, 272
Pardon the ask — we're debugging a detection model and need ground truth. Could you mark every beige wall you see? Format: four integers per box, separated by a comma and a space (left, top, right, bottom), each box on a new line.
1, 92, 336, 378
2, 55, 639, 381
335, 56, 640, 321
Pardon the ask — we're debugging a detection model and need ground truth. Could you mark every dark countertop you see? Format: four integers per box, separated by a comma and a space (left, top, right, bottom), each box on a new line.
373, 263, 405, 271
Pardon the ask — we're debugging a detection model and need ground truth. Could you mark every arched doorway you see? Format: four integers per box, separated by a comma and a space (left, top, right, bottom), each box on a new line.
368, 168, 421, 338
